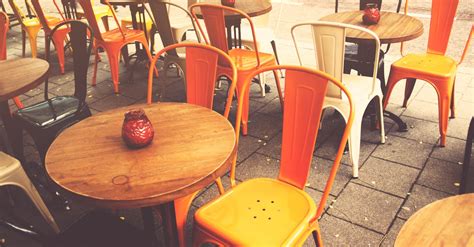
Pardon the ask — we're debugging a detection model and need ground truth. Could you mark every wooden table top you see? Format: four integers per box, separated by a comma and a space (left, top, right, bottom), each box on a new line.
104, 0, 272, 18
395, 194, 474, 246
320, 11, 423, 44
46, 102, 237, 209
0, 58, 49, 102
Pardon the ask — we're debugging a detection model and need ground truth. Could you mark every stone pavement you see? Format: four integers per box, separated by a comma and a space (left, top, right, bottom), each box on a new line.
0, 0, 473, 246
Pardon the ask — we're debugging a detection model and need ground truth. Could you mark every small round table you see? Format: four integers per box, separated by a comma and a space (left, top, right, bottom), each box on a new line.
0, 58, 49, 160
45, 102, 236, 246
320, 11, 423, 132
321, 11, 423, 44
395, 194, 474, 246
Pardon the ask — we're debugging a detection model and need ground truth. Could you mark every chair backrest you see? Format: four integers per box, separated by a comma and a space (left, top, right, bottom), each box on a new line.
30, 0, 60, 33
147, 43, 237, 118
45, 20, 92, 104
61, 0, 79, 20
427, 0, 459, 55
147, 0, 200, 57
76, 0, 104, 40
0, 11, 7, 60
190, 3, 260, 67
238, 65, 354, 219
291, 21, 380, 99
8, 0, 28, 27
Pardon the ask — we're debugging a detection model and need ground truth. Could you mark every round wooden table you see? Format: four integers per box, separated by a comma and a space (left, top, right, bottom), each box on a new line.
320, 10, 423, 44
0, 58, 49, 159
45, 102, 236, 245
396, 194, 474, 246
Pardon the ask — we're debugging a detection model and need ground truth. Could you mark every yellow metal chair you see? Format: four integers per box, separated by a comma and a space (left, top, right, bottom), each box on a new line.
384, 0, 473, 147
192, 65, 355, 246
8, 0, 60, 58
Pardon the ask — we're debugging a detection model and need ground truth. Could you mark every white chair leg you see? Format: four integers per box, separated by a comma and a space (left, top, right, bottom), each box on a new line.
376, 95, 386, 144
259, 73, 266, 97
6, 165, 60, 234
348, 118, 362, 178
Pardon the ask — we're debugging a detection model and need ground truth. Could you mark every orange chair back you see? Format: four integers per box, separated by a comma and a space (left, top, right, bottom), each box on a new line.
190, 3, 260, 67
147, 43, 237, 118
76, 0, 104, 40
238, 65, 354, 218
0, 11, 8, 60
30, 0, 53, 32
427, 0, 459, 55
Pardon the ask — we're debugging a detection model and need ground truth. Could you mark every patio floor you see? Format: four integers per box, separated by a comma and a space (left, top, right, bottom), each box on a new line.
1, 0, 473, 246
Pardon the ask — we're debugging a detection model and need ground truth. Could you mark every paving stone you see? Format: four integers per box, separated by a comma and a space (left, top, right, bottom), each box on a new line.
402, 100, 439, 123
235, 153, 280, 181
372, 135, 433, 169
328, 183, 404, 233
447, 117, 472, 140
417, 158, 462, 195
389, 116, 441, 145
89, 94, 137, 112
354, 157, 420, 197
315, 135, 377, 167
398, 184, 450, 220
247, 113, 282, 141
318, 215, 384, 246
380, 217, 406, 247
308, 157, 353, 196
431, 137, 466, 164
256, 132, 281, 159
258, 97, 283, 117
236, 135, 264, 163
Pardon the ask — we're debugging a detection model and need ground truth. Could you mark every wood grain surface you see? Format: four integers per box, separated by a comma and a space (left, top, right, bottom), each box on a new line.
0, 58, 49, 102
46, 102, 236, 209
395, 194, 474, 246
104, 0, 272, 18
320, 11, 423, 44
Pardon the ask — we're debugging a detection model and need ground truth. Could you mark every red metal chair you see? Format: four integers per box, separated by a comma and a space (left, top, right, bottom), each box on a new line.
147, 42, 237, 247
0, 11, 23, 108
30, 0, 70, 74
192, 65, 354, 246
190, 3, 284, 136
78, 0, 155, 94
383, 0, 473, 146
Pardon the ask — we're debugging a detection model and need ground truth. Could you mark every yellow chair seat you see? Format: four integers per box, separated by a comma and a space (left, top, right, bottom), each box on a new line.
228, 48, 275, 71
77, 5, 111, 19
194, 178, 317, 246
22, 15, 60, 27
392, 53, 457, 78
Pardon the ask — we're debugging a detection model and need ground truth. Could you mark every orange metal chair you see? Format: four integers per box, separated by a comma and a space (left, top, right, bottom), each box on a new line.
190, 3, 284, 136
192, 65, 355, 246
30, 0, 69, 74
78, 0, 155, 94
383, 0, 473, 147
8, 0, 61, 58
0, 11, 23, 108
147, 42, 237, 247
76, 0, 111, 31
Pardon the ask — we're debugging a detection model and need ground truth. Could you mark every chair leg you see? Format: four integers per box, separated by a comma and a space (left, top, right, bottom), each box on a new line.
101, 15, 109, 31
383, 71, 403, 109
12, 97, 24, 109
22, 29, 26, 57
436, 85, 452, 147
403, 78, 416, 107
7, 165, 60, 233
312, 223, 323, 247
376, 95, 386, 144
92, 47, 100, 86
450, 78, 456, 119
104, 46, 121, 94
273, 69, 284, 113
348, 115, 362, 178
192, 225, 224, 247
174, 191, 199, 247
26, 26, 40, 58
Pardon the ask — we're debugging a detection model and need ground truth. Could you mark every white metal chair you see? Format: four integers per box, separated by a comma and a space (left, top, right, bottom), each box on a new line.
292, 21, 385, 178
0, 152, 60, 233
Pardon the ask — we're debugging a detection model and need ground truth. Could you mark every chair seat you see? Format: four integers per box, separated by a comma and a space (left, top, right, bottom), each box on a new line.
14, 96, 82, 127
228, 48, 275, 70
77, 5, 111, 17
101, 28, 145, 42
23, 16, 60, 27
392, 53, 457, 78
0, 152, 20, 175
121, 17, 154, 32
194, 178, 316, 246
